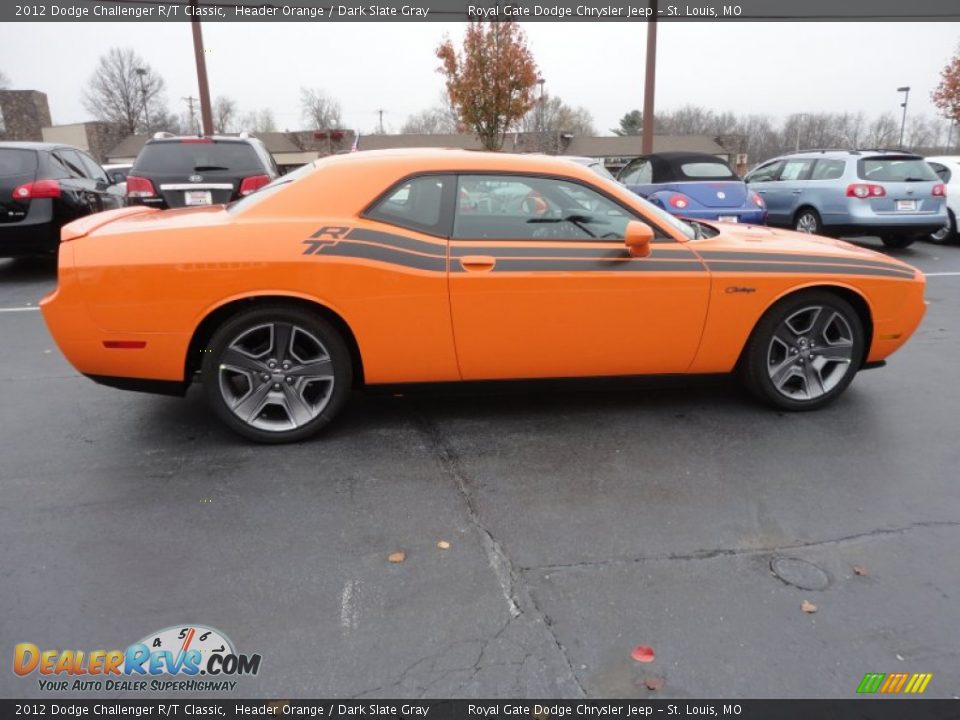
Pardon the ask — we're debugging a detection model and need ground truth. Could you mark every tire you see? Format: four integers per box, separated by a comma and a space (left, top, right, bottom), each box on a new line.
739, 290, 865, 411
793, 207, 822, 235
928, 209, 956, 245
880, 235, 915, 249
201, 304, 353, 443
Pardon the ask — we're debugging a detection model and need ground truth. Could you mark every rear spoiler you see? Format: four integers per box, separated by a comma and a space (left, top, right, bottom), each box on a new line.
61, 206, 160, 242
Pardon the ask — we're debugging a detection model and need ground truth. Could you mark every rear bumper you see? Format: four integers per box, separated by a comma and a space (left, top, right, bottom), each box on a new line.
0, 218, 59, 257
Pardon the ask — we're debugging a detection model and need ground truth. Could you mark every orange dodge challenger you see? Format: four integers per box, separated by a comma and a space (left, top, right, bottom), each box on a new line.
41, 149, 926, 442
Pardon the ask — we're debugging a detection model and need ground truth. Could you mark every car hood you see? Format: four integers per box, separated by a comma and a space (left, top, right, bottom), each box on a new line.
690, 223, 920, 274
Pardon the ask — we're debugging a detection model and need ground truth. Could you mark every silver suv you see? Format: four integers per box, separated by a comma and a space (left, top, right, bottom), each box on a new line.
744, 150, 947, 249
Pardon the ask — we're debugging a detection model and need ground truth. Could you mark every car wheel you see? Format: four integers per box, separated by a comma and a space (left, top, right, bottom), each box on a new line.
928, 210, 956, 245
794, 208, 822, 234
880, 235, 915, 249
201, 305, 353, 443
739, 290, 864, 411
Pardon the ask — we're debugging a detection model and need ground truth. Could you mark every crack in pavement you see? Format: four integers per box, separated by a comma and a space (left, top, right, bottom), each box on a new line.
521, 520, 960, 573
410, 407, 587, 697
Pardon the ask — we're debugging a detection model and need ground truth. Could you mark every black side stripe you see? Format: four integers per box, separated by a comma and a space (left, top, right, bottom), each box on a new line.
451, 245, 695, 260
345, 228, 446, 257
313, 241, 446, 272
477, 259, 705, 273
704, 262, 914, 279
698, 250, 914, 272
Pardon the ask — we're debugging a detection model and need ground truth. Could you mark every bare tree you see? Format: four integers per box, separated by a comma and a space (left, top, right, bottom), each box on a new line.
401, 106, 458, 134
241, 109, 276, 134
83, 48, 167, 134
213, 96, 238, 134
521, 95, 595, 135
300, 88, 342, 130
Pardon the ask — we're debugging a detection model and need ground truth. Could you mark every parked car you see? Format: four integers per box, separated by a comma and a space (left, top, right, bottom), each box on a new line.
126, 133, 279, 209
745, 150, 947, 249
42, 150, 926, 443
0, 142, 124, 258
103, 163, 133, 185
924, 156, 959, 244
618, 151, 767, 225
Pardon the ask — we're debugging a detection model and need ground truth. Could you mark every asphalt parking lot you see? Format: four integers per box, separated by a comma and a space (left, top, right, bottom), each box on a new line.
2, 237, 959, 700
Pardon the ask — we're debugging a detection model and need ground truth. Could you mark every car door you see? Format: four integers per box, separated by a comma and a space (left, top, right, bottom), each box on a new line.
77, 150, 124, 210
447, 173, 710, 381
774, 158, 816, 222
745, 160, 785, 222
806, 158, 848, 227
49, 149, 101, 222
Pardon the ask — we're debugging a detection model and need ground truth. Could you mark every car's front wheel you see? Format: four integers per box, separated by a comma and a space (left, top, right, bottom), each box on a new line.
201, 305, 353, 443
740, 291, 864, 411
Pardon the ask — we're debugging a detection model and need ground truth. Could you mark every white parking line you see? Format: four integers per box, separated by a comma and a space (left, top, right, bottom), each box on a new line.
0, 306, 40, 313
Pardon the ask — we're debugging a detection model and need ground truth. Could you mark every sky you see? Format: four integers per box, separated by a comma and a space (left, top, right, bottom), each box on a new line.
1, 21, 957, 134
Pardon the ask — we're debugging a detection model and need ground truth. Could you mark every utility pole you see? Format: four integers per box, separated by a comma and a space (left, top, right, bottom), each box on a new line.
897, 86, 911, 149
641, 0, 658, 155
190, 0, 214, 135
376, 109, 386, 134
135, 67, 150, 132
183, 96, 198, 135
537, 77, 546, 152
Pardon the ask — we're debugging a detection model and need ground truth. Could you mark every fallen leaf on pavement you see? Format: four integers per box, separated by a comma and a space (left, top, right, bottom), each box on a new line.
437, 540, 451, 550
631, 645, 656, 663
853, 565, 867, 576
644, 677, 664, 691
388, 551, 406, 563
801, 600, 818, 613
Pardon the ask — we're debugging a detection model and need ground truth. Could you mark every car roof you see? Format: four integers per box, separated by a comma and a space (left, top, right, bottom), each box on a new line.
145, 134, 260, 145
778, 149, 923, 160
925, 156, 960, 164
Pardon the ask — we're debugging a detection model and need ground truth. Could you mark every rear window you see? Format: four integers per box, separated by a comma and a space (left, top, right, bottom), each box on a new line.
133, 141, 264, 174
858, 157, 938, 182
680, 162, 736, 179
0, 149, 38, 176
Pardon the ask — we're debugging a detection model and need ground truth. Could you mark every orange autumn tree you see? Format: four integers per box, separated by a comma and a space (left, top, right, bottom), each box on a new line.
932, 46, 960, 126
436, 22, 539, 151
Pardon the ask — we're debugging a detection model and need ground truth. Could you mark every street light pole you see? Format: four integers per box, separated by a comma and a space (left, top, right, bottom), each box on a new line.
537, 77, 546, 151
135, 67, 150, 132
190, 0, 214, 136
897, 86, 911, 149
641, 0, 658, 155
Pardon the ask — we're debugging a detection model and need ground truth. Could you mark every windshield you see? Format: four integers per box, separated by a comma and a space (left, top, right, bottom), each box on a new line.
588, 161, 617, 182
134, 141, 263, 174
680, 161, 737, 179
226, 161, 318, 214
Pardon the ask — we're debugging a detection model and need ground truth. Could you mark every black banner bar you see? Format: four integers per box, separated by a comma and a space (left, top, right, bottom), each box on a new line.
4, 0, 960, 22
1, 700, 959, 719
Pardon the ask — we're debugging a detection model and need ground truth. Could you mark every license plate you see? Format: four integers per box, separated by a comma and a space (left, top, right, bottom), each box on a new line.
718, 215, 739, 223
184, 190, 212, 206
896, 199, 917, 212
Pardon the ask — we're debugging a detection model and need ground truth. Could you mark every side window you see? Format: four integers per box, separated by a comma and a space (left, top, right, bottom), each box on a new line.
364, 175, 451, 236
779, 159, 815, 182
810, 159, 846, 181
453, 175, 637, 241
619, 159, 652, 185
78, 152, 109, 183
746, 160, 783, 183
55, 150, 88, 179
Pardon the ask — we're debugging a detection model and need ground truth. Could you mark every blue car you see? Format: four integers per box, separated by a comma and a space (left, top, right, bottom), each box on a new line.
618, 151, 767, 225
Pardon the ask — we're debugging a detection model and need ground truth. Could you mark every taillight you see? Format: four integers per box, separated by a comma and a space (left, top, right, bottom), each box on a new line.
239, 175, 270, 196
846, 183, 886, 199
12, 179, 60, 200
126, 175, 156, 198
750, 191, 765, 209
932, 183, 945, 197
668, 194, 690, 210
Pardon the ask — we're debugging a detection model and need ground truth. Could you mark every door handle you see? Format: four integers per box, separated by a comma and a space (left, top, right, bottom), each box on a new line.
792, 189, 803, 194
756, 189, 767, 194
460, 255, 496, 272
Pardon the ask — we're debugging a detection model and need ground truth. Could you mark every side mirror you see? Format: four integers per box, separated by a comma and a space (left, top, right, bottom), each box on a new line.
625, 220, 654, 258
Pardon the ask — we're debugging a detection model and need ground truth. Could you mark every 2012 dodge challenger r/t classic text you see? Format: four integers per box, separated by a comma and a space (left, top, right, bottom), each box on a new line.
41, 150, 927, 442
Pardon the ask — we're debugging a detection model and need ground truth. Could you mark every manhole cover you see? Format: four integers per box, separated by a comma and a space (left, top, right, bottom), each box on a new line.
770, 557, 830, 590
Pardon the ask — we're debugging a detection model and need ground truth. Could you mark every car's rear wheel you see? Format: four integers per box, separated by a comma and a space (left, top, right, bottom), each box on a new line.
201, 305, 352, 443
794, 208, 822, 235
740, 290, 864, 411
928, 209, 956, 245
880, 235, 915, 249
